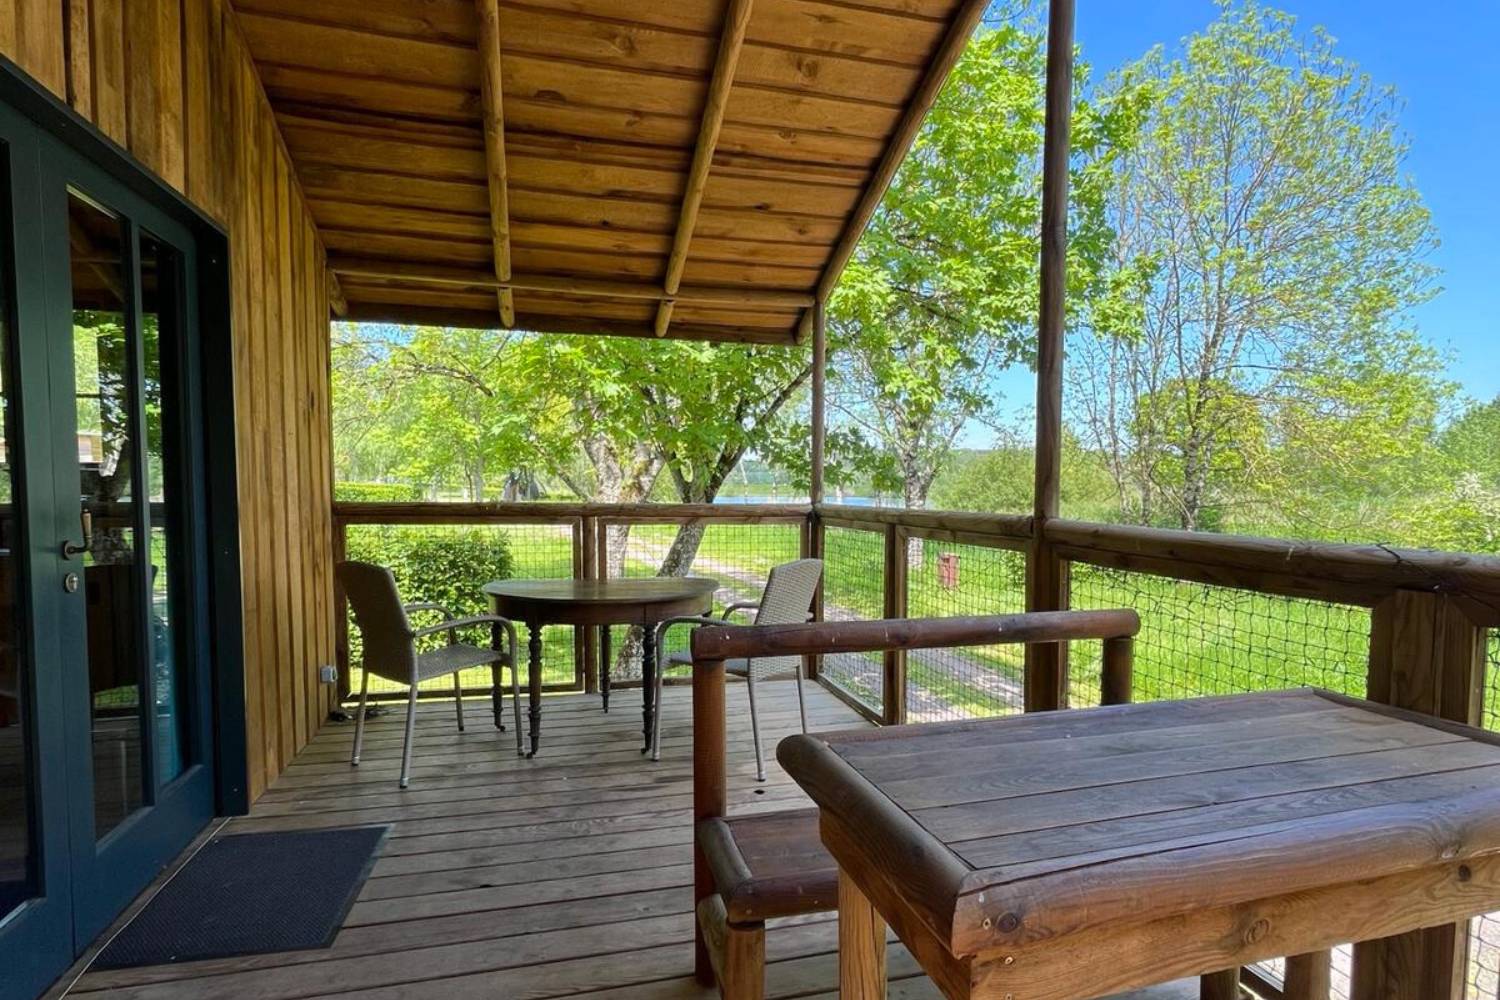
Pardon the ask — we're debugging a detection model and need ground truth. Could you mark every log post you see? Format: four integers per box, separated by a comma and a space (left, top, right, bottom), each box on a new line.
1352, 589, 1487, 1000
692, 656, 727, 984
1024, 0, 1074, 713
881, 523, 909, 724
804, 509, 824, 682
579, 516, 599, 694
810, 298, 826, 506
1284, 950, 1332, 999
332, 517, 350, 704
1100, 635, 1132, 706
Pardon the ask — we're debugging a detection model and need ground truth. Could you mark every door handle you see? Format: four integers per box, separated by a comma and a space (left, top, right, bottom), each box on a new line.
61, 509, 92, 559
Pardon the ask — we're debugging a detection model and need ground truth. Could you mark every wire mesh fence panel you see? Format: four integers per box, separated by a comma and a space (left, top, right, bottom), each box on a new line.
1067, 563, 1370, 708
903, 538, 1028, 722
1070, 562, 1371, 995
820, 526, 886, 714
603, 520, 803, 683
1468, 630, 1500, 1000
342, 521, 578, 697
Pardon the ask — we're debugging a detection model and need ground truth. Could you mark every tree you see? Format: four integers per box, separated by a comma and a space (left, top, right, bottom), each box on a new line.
1441, 395, 1500, 488
1070, 2, 1440, 532
830, 12, 1125, 526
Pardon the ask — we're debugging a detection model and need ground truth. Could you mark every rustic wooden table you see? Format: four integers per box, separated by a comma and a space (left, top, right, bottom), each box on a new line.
779, 688, 1500, 1000
482, 577, 716, 757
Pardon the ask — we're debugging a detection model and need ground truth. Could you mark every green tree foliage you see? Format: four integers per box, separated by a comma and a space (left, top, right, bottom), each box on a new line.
829, 11, 1127, 509
1071, 2, 1442, 533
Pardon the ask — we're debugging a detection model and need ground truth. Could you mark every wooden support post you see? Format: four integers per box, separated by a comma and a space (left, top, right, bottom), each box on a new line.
881, 523, 909, 725
332, 518, 350, 705
1200, 969, 1240, 1000
580, 516, 599, 694
1100, 635, 1132, 706
803, 510, 824, 681
1352, 589, 1487, 1000
474, 0, 515, 328
810, 298, 827, 505
692, 656, 727, 985
838, 868, 887, 1000
1024, 0, 1074, 713
655, 0, 753, 338
1284, 950, 1333, 999
326, 269, 348, 319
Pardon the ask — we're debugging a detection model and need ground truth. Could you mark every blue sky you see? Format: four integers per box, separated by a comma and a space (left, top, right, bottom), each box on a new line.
986, 0, 1500, 437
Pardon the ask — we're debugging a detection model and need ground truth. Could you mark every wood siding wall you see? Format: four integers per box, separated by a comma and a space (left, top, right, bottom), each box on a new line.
0, 0, 336, 801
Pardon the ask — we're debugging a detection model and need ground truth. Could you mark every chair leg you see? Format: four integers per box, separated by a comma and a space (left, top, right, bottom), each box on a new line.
721, 921, 766, 1000
510, 664, 524, 756
399, 683, 420, 789
453, 671, 466, 732
351, 668, 370, 766
746, 674, 766, 783
651, 652, 667, 762
490, 662, 505, 731
794, 664, 809, 734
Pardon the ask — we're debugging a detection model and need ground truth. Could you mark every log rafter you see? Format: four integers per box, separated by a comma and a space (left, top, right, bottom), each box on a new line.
654, 0, 755, 338
327, 256, 813, 310
474, 0, 514, 327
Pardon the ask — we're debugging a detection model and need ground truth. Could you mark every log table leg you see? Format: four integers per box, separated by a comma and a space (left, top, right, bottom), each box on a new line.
1200, 969, 1240, 999
838, 868, 886, 1000
640, 623, 656, 753
526, 621, 543, 757
1284, 951, 1332, 999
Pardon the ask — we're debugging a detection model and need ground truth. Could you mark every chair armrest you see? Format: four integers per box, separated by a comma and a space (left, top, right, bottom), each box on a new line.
411, 614, 518, 656
721, 602, 760, 621
655, 615, 736, 671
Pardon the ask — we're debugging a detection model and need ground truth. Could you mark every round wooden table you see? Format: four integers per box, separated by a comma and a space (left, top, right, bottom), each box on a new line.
482, 577, 718, 757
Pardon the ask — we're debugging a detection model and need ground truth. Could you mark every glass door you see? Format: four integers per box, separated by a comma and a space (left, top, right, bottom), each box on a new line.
40, 139, 213, 946
0, 100, 76, 1000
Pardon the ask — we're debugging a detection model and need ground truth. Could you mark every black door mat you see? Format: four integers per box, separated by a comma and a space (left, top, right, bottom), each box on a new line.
94, 825, 389, 969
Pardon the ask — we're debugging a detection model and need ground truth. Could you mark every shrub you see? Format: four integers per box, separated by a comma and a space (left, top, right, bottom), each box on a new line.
335, 481, 423, 502
345, 526, 515, 619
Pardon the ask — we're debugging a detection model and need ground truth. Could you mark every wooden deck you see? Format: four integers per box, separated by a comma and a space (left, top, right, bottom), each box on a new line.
64, 682, 1197, 999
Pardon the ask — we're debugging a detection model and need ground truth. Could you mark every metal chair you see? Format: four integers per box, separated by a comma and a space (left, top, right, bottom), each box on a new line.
651, 558, 823, 780
337, 560, 523, 788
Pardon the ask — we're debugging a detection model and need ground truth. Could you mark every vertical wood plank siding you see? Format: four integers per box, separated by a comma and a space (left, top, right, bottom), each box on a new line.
0, 0, 337, 802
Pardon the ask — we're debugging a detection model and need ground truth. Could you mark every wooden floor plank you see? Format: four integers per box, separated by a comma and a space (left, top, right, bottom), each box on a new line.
68, 683, 1194, 1000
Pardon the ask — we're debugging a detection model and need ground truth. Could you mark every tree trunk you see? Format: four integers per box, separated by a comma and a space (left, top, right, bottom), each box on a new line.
613, 521, 708, 677
903, 484, 926, 569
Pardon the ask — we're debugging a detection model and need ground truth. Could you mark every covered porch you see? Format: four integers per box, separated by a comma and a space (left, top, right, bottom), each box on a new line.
0, 0, 1497, 999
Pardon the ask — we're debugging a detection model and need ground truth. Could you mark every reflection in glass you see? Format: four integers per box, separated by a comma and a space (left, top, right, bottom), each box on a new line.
139, 233, 185, 785
0, 148, 32, 920
69, 190, 144, 838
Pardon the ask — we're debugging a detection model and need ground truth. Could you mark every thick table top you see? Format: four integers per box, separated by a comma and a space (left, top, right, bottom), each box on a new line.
780, 689, 1500, 976
482, 576, 717, 625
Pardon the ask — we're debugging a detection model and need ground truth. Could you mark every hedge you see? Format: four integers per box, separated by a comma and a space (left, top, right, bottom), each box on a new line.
335, 481, 423, 502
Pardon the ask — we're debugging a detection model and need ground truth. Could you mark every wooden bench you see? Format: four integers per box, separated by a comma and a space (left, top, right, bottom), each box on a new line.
688, 610, 1140, 999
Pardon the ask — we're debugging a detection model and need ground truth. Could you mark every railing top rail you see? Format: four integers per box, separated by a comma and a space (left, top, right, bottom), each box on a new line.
333, 500, 813, 524
1046, 518, 1500, 603
816, 503, 1033, 541
690, 609, 1139, 661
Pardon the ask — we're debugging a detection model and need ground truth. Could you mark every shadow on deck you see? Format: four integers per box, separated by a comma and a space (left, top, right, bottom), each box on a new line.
63, 682, 1197, 999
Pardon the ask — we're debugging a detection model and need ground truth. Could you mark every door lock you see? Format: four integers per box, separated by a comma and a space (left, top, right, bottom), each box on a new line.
61, 509, 92, 559
62, 572, 79, 593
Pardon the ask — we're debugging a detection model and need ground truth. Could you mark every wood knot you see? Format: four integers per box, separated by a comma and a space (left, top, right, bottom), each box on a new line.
1244, 918, 1270, 945
1459, 865, 1473, 882
997, 912, 1021, 934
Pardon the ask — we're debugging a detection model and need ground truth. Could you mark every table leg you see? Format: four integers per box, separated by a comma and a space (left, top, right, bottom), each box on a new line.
490, 621, 504, 730
601, 625, 611, 713
838, 867, 886, 1000
640, 623, 656, 753
526, 622, 543, 757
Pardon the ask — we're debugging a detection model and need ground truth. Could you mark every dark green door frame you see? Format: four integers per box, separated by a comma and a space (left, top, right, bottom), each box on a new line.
0, 51, 246, 1000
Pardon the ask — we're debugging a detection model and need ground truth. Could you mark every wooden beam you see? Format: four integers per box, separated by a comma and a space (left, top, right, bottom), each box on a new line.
1024, 0, 1075, 714
339, 301, 799, 346
473, 0, 515, 328
326, 256, 812, 310
653, 0, 754, 337
813, 0, 990, 303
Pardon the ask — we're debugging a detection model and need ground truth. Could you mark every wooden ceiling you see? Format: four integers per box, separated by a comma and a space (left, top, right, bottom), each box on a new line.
231, 0, 988, 345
